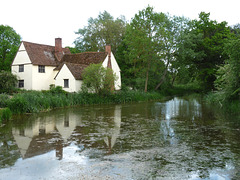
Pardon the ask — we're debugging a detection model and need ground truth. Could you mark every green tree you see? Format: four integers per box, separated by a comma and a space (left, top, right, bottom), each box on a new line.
155, 15, 190, 90
230, 23, 240, 38
0, 25, 21, 71
65, 46, 80, 54
74, 11, 126, 54
175, 12, 232, 91
81, 64, 117, 95
0, 71, 18, 93
124, 6, 174, 92
215, 39, 240, 100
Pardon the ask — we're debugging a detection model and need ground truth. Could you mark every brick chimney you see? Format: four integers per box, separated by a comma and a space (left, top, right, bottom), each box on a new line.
55, 38, 63, 61
55, 38, 62, 53
105, 45, 111, 56
105, 45, 112, 69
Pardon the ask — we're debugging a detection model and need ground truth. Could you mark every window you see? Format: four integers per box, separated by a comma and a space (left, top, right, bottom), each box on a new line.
38, 65, 45, 73
64, 79, 69, 88
19, 65, 24, 72
18, 80, 24, 88
19, 129, 25, 136
64, 114, 69, 127
39, 128, 46, 135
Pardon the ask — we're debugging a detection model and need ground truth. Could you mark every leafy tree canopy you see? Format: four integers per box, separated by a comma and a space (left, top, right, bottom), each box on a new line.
175, 12, 232, 90
124, 6, 182, 92
74, 11, 126, 54
215, 39, 240, 100
81, 63, 117, 95
0, 25, 21, 71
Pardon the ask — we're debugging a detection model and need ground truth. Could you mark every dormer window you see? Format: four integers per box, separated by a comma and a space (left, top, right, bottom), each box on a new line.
19, 65, 24, 72
38, 65, 45, 73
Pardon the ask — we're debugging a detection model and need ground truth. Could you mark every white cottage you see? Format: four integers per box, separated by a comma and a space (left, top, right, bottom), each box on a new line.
11, 38, 121, 92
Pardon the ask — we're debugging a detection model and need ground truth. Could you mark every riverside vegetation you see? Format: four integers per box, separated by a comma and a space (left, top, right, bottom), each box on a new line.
0, 86, 165, 122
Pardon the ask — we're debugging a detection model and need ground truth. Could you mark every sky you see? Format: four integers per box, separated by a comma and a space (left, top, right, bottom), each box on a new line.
1, 0, 239, 47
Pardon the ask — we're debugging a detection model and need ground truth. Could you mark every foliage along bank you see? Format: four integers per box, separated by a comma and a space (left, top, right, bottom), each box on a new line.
0, 87, 164, 117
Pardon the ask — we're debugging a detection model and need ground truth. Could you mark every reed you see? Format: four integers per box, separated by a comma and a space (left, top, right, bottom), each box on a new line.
204, 92, 240, 114
0, 108, 12, 122
2, 86, 164, 115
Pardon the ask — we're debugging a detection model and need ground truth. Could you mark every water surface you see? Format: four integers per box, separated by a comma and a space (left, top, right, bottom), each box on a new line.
0, 97, 239, 179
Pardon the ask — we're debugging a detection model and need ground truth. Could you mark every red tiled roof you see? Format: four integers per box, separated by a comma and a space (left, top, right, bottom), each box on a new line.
57, 52, 108, 80
23, 41, 71, 66
61, 52, 108, 65
54, 62, 88, 80
66, 62, 88, 80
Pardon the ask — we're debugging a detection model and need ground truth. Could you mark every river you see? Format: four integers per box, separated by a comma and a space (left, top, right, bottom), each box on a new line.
0, 97, 239, 179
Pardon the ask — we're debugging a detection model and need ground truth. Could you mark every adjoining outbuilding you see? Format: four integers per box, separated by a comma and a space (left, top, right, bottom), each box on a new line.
11, 38, 121, 92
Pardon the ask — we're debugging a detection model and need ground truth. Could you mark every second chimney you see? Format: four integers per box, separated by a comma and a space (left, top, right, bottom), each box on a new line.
55, 38, 62, 53
105, 45, 111, 56
105, 45, 112, 69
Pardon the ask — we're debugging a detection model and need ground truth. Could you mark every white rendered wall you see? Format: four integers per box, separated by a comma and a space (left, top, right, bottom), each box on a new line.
11, 43, 33, 90
12, 42, 57, 91
102, 53, 121, 90
32, 65, 57, 90
75, 80, 83, 92
12, 64, 33, 90
55, 64, 77, 92
12, 43, 31, 65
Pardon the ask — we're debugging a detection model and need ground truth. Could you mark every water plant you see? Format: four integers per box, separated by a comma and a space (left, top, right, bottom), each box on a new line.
0, 108, 12, 122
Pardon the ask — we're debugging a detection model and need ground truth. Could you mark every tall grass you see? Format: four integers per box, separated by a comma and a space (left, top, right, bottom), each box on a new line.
0, 108, 12, 122
2, 87, 164, 115
204, 91, 240, 114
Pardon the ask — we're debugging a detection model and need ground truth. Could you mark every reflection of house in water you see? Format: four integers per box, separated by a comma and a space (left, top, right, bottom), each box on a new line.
12, 105, 122, 160
69, 105, 122, 154
12, 111, 82, 160
103, 105, 121, 154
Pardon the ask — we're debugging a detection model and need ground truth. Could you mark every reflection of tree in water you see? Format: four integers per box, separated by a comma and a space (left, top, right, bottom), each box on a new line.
0, 123, 20, 168
151, 97, 239, 179
70, 105, 121, 155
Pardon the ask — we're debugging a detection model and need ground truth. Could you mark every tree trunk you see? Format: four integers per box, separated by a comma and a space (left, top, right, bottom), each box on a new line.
155, 68, 167, 90
155, 58, 170, 90
171, 74, 176, 85
144, 68, 149, 92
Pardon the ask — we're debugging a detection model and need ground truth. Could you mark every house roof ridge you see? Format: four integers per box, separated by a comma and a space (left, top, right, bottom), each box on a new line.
22, 41, 69, 50
22, 40, 71, 66
64, 62, 88, 66
65, 51, 107, 56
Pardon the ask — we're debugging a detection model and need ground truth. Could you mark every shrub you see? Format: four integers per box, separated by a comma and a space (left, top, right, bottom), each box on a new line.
0, 94, 10, 108
49, 86, 67, 94
81, 63, 117, 95
0, 71, 18, 94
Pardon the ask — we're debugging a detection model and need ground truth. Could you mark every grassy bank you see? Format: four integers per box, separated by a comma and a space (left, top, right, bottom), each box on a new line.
0, 87, 164, 116
204, 92, 240, 114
